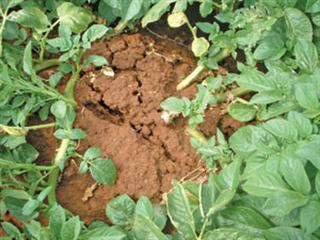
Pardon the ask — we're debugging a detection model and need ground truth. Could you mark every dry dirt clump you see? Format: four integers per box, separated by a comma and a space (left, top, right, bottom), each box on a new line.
28, 33, 244, 223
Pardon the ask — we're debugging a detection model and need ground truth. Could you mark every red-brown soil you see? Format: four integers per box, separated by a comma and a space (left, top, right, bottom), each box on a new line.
28, 32, 244, 224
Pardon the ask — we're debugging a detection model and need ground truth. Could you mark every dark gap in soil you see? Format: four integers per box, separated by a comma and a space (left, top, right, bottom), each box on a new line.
97, 99, 123, 117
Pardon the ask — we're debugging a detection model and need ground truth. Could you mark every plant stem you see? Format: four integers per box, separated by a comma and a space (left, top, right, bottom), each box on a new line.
185, 17, 197, 40
64, 63, 81, 107
0, 123, 56, 136
114, 20, 128, 35
105, 20, 129, 39
38, 20, 60, 62
0, 159, 54, 171
215, 87, 251, 103
177, 64, 206, 91
186, 127, 208, 145
47, 139, 70, 204
177, 48, 231, 91
198, 216, 209, 240
34, 59, 60, 72
24, 122, 56, 130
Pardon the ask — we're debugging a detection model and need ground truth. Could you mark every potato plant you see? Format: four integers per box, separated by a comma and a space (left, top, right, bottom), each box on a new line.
1, 0, 320, 239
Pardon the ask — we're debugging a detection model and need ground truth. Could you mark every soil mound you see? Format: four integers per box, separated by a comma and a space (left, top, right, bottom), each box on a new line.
28, 33, 244, 223
57, 33, 201, 223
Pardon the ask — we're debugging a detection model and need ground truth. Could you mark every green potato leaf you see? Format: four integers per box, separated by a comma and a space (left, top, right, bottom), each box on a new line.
161, 97, 190, 113
47, 37, 73, 52
294, 39, 319, 73
22, 199, 41, 216
218, 206, 273, 230
228, 102, 256, 122
1, 222, 22, 240
89, 158, 116, 185
83, 55, 108, 68
51, 100, 67, 119
300, 200, 320, 234
133, 214, 168, 240
61, 216, 81, 240
280, 154, 311, 195
167, 183, 197, 240
263, 191, 309, 217
284, 8, 313, 44
0, 0, 24, 10
125, 0, 144, 21
295, 83, 320, 111
316, 171, 320, 196
242, 171, 289, 197
253, 34, 286, 61
69, 128, 86, 140
141, 0, 176, 27
250, 90, 284, 104
306, 0, 320, 13
203, 228, 264, 240
262, 119, 298, 140
287, 111, 313, 138
84, 147, 101, 160
297, 140, 320, 169
106, 194, 136, 227
23, 41, 32, 75
265, 226, 312, 240
235, 67, 274, 92
82, 24, 109, 43
49, 205, 66, 238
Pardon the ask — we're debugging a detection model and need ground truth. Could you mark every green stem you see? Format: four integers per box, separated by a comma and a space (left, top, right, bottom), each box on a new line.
215, 87, 251, 103
198, 216, 209, 240
34, 59, 60, 72
177, 64, 206, 91
185, 17, 197, 40
114, 20, 129, 35
177, 48, 231, 91
105, 20, 129, 39
0, 159, 55, 171
47, 139, 70, 205
38, 20, 60, 62
47, 167, 59, 204
64, 63, 81, 107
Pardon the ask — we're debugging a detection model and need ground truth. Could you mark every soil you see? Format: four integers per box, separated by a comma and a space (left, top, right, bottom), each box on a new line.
28, 32, 244, 224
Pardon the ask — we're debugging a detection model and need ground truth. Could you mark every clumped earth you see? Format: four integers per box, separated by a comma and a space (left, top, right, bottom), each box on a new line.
29, 33, 244, 223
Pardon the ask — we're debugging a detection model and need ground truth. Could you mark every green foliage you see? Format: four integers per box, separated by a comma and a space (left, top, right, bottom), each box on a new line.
3, 0, 320, 239
78, 147, 117, 185
161, 85, 216, 128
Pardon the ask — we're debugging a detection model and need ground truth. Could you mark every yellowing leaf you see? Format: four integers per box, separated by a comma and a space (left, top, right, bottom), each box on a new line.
167, 12, 187, 28
192, 37, 209, 57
